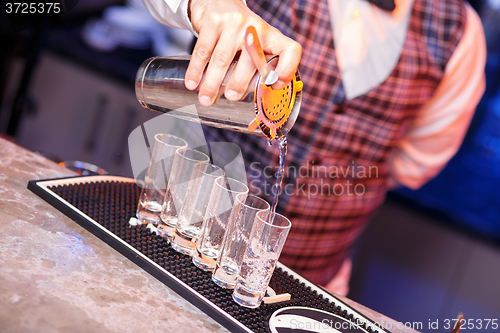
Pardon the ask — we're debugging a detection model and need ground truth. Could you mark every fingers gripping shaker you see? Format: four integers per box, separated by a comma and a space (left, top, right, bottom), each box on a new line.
135, 55, 303, 140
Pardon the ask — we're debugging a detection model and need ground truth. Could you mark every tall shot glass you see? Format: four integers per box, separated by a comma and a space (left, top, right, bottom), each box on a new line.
192, 177, 248, 271
212, 194, 270, 289
136, 134, 188, 225
159, 148, 210, 239
232, 211, 291, 308
171, 162, 225, 255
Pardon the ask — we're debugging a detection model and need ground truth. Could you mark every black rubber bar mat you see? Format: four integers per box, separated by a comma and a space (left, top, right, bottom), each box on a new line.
28, 175, 389, 333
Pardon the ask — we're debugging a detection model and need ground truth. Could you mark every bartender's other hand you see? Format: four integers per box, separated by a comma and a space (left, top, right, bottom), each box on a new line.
187, 0, 302, 106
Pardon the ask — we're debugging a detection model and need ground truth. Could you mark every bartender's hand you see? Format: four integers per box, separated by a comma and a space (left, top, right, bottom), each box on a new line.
187, 0, 302, 106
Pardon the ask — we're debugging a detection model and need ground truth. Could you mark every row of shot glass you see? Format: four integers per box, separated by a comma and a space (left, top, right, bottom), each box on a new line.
136, 133, 291, 308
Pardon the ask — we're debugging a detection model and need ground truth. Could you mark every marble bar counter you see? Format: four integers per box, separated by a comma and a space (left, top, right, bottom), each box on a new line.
0, 138, 419, 333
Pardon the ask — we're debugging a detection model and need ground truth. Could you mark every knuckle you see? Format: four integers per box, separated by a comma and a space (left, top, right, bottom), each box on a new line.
194, 47, 211, 62
209, 12, 222, 25
292, 41, 303, 55
228, 11, 245, 25
251, 19, 267, 34
212, 52, 231, 68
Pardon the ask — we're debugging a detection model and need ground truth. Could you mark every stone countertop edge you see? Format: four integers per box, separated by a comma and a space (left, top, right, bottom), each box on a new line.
0, 137, 419, 333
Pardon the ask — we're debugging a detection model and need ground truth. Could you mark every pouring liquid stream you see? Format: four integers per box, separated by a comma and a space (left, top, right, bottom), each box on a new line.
270, 136, 288, 215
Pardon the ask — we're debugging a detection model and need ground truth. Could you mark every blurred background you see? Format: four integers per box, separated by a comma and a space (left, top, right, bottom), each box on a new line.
0, 0, 499, 331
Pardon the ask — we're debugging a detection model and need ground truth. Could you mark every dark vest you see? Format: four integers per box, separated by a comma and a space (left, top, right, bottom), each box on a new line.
203, 0, 466, 284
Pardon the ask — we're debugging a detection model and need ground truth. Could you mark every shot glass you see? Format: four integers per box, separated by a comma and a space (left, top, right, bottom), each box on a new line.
171, 162, 225, 255
192, 177, 249, 271
136, 133, 188, 225
212, 194, 270, 289
158, 148, 210, 239
232, 211, 291, 308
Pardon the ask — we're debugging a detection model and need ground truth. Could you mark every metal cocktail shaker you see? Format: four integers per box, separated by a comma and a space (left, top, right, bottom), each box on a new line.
135, 55, 303, 140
